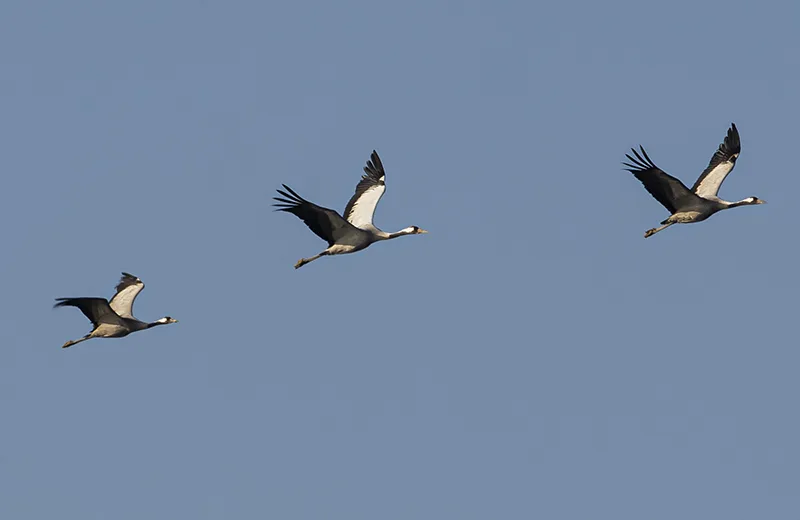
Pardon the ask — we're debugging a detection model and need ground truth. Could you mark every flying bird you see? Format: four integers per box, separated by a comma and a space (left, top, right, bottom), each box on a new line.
274, 150, 427, 268
624, 123, 765, 238
55, 272, 178, 348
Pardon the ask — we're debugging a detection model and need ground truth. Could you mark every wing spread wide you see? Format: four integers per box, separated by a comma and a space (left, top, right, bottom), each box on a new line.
54, 297, 123, 327
691, 123, 741, 198
109, 272, 144, 319
343, 150, 386, 229
274, 184, 358, 246
623, 146, 695, 214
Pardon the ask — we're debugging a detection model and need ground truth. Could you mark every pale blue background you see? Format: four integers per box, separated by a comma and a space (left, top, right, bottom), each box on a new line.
2, 0, 799, 518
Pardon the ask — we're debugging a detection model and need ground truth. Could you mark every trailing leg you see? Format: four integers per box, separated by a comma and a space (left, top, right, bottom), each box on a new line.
294, 252, 327, 269
62, 334, 91, 349
644, 222, 674, 238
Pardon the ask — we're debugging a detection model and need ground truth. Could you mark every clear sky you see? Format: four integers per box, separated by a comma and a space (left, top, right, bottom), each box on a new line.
2, 0, 799, 518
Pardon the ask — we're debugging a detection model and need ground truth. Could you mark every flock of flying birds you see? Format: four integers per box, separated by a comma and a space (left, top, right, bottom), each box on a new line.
55, 123, 765, 348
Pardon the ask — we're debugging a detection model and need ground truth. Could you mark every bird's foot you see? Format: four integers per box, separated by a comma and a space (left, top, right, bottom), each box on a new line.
644, 228, 657, 238
294, 258, 307, 269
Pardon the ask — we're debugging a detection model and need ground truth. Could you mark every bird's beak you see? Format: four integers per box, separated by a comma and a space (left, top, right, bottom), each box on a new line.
757, 199, 767, 204
418, 228, 428, 234
172, 318, 179, 323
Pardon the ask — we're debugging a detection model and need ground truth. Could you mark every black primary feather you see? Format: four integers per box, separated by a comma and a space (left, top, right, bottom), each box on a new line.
623, 146, 694, 214
115, 272, 141, 294
273, 184, 356, 246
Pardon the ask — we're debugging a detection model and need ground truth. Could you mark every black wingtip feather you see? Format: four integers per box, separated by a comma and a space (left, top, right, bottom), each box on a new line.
274, 185, 308, 205
723, 123, 741, 155
282, 184, 306, 201
273, 183, 350, 246
638, 146, 655, 165
363, 151, 385, 181
114, 273, 142, 294
273, 186, 310, 213
622, 146, 658, 172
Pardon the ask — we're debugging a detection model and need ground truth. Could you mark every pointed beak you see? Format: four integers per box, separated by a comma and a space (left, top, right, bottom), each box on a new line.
417, 228, 428, 234
758, 199, 767, 204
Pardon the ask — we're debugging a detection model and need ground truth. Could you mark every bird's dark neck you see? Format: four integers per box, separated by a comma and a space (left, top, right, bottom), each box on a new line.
386, 229, 414, 240
725, 198, 757, 208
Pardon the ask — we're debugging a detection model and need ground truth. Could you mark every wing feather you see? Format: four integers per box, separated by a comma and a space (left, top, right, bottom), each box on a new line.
54, 298, 124, 327
343, 150, 387, 229
109, 272, 144, 319
623, 146, 696, 213
274, 184, 359, 246
691, 123, 741, 198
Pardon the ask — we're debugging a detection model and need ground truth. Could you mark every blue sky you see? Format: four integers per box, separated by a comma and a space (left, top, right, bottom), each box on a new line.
2, 0, 799, 518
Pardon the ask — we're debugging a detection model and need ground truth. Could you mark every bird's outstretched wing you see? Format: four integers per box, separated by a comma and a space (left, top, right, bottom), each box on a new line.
54, 298, 123, 327
623, 146, 696, 214
274, 185, 359, 246
343, 150, 387, 229
109, 272, 144, 319
691, 123, 741, 198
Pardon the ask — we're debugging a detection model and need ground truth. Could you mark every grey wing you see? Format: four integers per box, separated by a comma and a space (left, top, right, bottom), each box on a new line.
343, 150, 387, 229
54, 298, 124, 327
623, 146, 696, 213
109, 272, 144, 319
691, 123, 741, 198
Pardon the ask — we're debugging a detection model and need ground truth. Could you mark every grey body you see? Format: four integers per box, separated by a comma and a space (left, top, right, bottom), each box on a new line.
55, 273, 177, 348
325, 226, 381, 255
93, 319, 147, 338
660, 199, 727, 225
